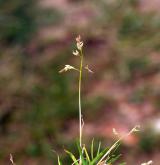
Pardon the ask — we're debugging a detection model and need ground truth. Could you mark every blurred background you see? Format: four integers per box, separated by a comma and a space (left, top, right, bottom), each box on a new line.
0, 0, 160, 164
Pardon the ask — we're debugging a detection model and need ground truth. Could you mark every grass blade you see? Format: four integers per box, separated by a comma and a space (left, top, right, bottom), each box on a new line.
77, 143, 87, 165
96, 141, 101, 157
91, 138, 94, 160
90, 147, 109, 165
64, 149, 79, 165
83, 145, 91, 163
57, 155, 62, 165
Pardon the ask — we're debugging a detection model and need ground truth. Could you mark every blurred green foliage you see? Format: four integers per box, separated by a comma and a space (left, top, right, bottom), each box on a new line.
0, 0, 63, 44
0, 0, 38, 43
94, 0, 160, 82
119, 12, 144, 37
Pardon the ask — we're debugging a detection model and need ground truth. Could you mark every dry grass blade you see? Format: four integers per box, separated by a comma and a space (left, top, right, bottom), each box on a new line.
10, 154, 16, 165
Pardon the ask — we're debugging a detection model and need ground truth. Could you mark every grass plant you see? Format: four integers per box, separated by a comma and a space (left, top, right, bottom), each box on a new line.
58, 35, 140, 165
9, 35, 152, 165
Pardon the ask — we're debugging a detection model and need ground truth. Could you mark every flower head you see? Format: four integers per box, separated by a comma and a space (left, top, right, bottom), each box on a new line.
85, 65, 94, 73
75, 35, 83, 50
76, 35, 81, 43
73, 50, 79, 56
77, 42, 83, 50
59, 65, 77, 73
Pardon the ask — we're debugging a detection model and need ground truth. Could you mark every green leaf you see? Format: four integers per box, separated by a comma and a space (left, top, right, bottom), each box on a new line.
107, 154, 121, 164
90, 147, 109, 165
106, 142, 121, 163
77, 143, 87, 165
57, 155, 62, 165
83, 146, 91, 163
96, 141, 101, 157
64, 149, 79, 165
91, 138, 94, 160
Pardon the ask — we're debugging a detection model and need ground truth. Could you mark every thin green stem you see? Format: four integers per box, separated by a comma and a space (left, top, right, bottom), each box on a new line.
79, 50, 83, 149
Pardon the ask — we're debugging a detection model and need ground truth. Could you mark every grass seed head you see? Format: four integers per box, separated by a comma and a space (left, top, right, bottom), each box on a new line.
59, 65, 77, 73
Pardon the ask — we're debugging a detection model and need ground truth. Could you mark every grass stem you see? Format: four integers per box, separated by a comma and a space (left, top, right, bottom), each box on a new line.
79, 50, 83, 163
